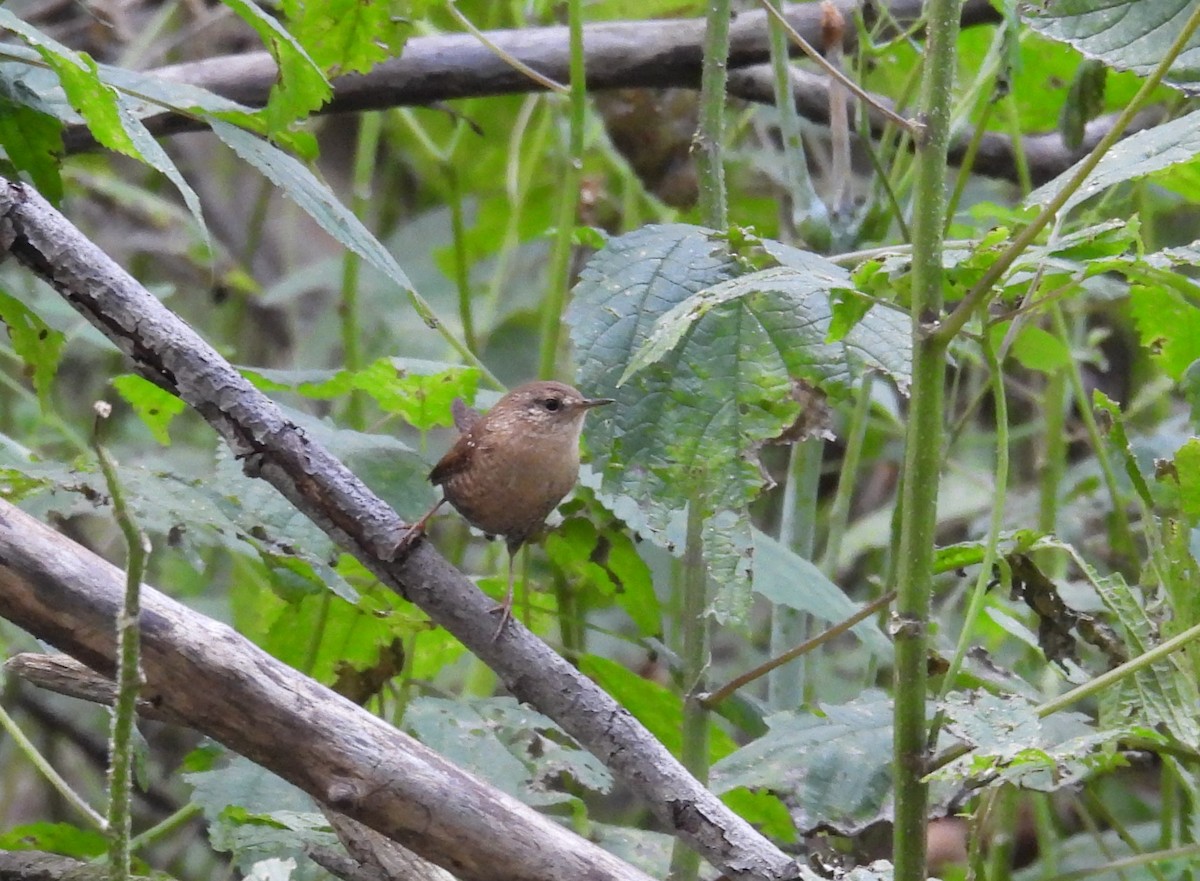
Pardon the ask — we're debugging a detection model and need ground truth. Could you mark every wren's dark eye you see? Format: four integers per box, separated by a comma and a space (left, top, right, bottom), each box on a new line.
541, 397, 562, 412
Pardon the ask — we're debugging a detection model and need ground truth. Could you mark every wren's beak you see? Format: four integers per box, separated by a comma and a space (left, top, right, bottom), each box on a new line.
580, 396, 615, 409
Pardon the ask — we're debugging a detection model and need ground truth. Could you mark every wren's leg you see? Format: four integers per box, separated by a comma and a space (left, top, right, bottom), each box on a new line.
490, 550, 517, 640
387, 497, 446, 561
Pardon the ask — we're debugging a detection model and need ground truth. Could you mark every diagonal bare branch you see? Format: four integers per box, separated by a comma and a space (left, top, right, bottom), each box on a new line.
0, 176, 801, 881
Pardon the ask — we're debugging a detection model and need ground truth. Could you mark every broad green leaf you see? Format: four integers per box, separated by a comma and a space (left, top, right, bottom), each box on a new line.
752, 529, 890, 656
1029, 0, 1200, 92
1128, 285, 1200, 380
405, 697, 612, 807
0, 97, 63, 202
932, 692, 1125, 792
544, 517, 662, 635
997, 322, 1072, 373
568, 224, 910, 622
1026, 109, 1200, 217
112, 374, 186, 445
579, 654, 738, 761
244, 359, 478, 430
0, 289, 65, 408
221, 0, 331, 129
282, 0, 411, 76
710, 691, 910, 835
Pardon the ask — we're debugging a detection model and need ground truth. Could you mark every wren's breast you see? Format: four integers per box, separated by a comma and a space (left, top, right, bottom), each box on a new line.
441, 433, 581, 547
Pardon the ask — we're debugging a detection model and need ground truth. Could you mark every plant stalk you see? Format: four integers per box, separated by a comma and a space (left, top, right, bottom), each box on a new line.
892, 2, 962, 880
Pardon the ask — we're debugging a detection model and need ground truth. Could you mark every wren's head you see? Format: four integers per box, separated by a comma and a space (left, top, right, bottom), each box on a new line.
488, 380, 614, 440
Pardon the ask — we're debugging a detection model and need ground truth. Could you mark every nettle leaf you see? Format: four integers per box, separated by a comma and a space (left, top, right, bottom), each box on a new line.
568, 224, 910, 622
282, 0, 412, 77
111, 374, 186, 445
1128, 284, 1200, 380
245, 359, 478, 430
1026, 109, 1200, 217
0, 289, 65, 408
222, 0, 330, 129
710, 690, 938, 835
405, 697, 612, 808
1029, 0, 1200, 92
1042, 532, 1200, 749
933, 692, 1125, 792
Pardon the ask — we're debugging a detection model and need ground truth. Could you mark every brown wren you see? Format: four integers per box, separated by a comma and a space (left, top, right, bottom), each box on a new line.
396, 380, 614, 635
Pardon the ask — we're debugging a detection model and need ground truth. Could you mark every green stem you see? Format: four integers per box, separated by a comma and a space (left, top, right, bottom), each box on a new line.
340, 112, 382, 430
667, 501, 710, 881
934, 329, 1009, 707
936, 3, 1200, 346
695, 0, 731, 230
129, 803, 203, 853
892, 3, 961, 880
93, 413, 149, 881
1048, 302, 1137, 566
764, 0, 828, 248
820, 374, 874, 575
536, 0, 587, 379
446, 164, 477, 354
0, 700, 105, 828
767, 438, 823, 707
1037, 618, 1200, 720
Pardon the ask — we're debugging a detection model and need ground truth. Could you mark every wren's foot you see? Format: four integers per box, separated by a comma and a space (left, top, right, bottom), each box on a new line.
387, 498, 447, 562
388, 525, 426, 561
489, 598, 513, 641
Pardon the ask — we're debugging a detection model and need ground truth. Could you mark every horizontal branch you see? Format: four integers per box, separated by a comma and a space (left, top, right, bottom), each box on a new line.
65, 0, 1050, 179
0, 503, 650, 881
0, 177, 800, 881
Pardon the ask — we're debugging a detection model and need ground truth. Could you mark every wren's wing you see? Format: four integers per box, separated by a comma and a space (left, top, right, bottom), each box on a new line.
451, 398, 483, 432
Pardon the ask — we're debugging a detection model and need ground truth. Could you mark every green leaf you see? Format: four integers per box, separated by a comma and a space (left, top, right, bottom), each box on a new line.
994, 321, 1072, 374
0, 97, 63, 202
1128, 285, 1200, 380
1026, 109, 1200, 217
221, 0, 331, 129
282, 0, 412, 76
210, 121, 415, 297
710, 691, 906, 835
1059, 59, 1107, 150
752, 529, 891, 656
1174, 437, 1200, 523
112, 374, 186, 445
0, 11, 137, 157
932, 692, 1125, 792
1029, 0, 1200, 92
244, 359, 479, 430
568, 224, 910, 623
544, 517, 661, 635
405, 697, 612, 807
0, 289, 65, 408
0, 822, 108, 857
